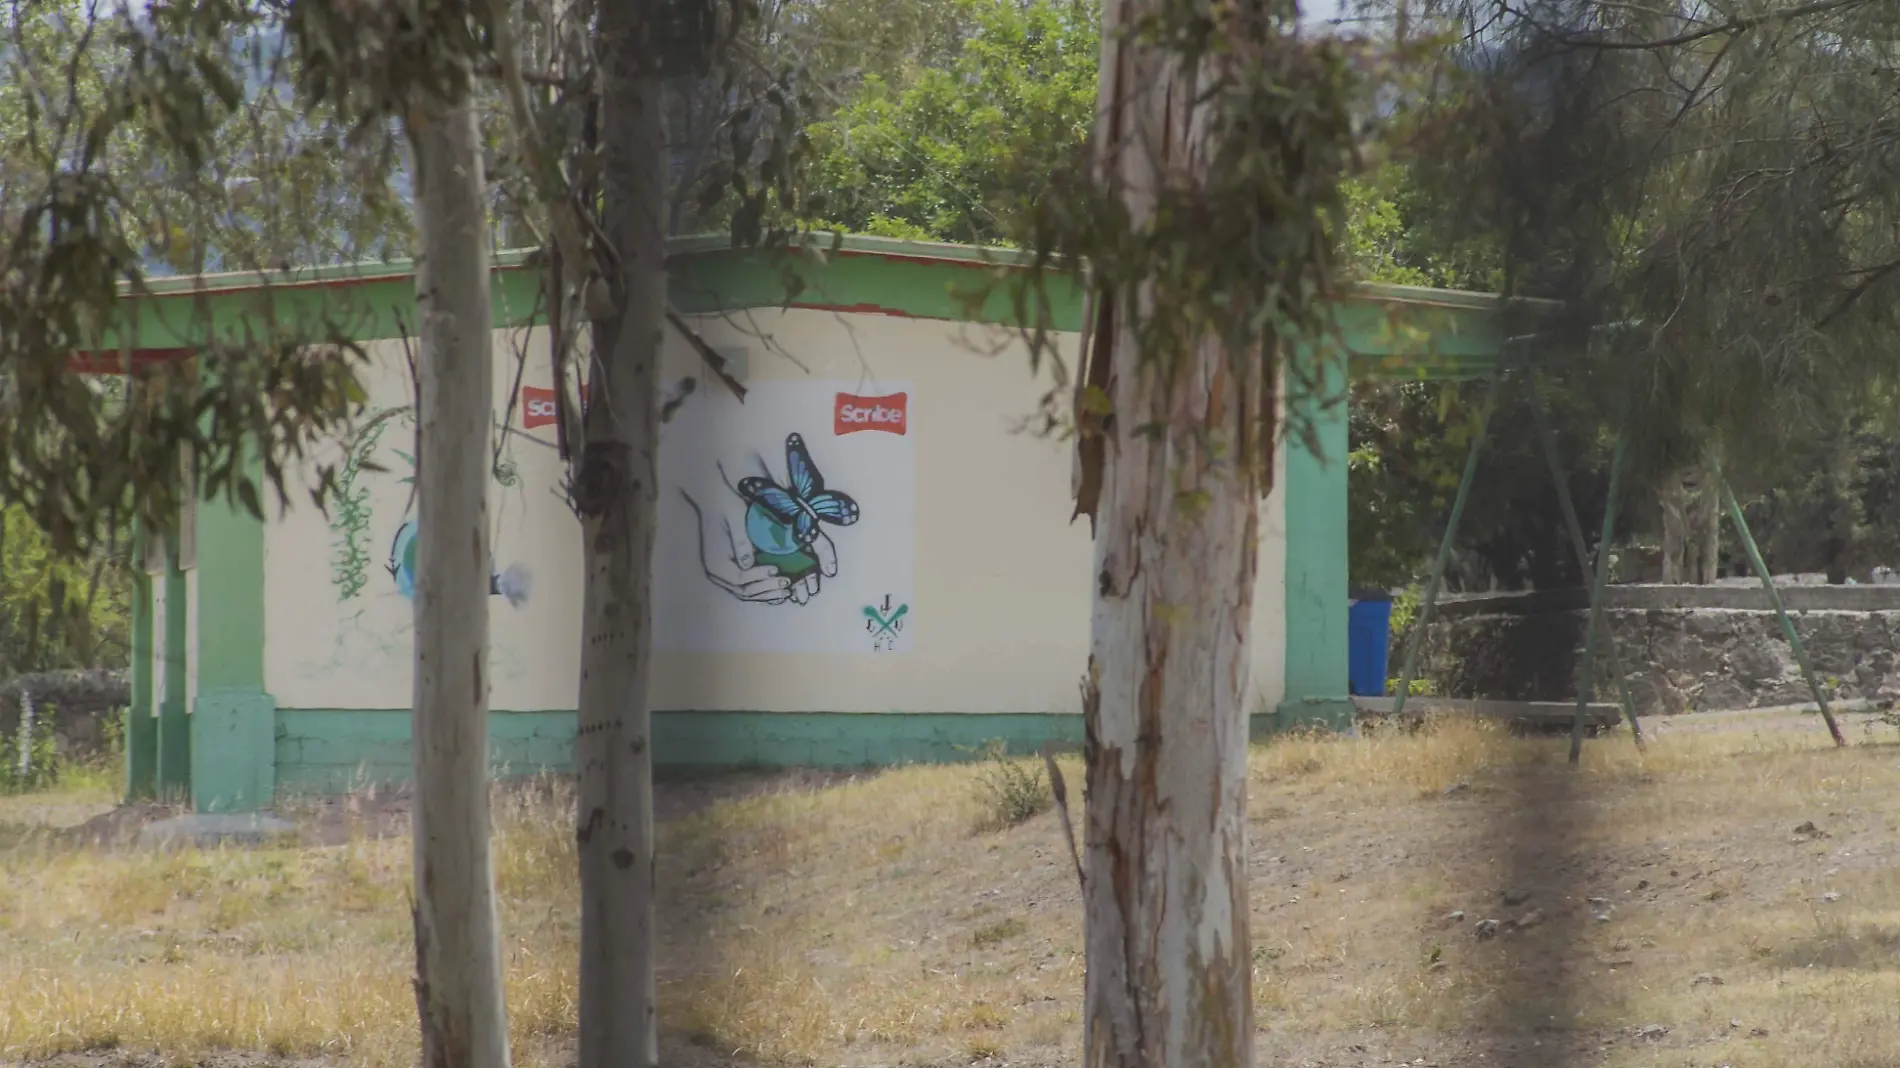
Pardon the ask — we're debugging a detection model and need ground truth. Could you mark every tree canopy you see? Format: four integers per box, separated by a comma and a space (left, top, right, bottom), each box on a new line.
801, 0, 1097, 244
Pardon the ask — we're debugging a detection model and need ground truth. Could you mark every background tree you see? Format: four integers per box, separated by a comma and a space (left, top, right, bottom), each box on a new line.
800, 0, 1097, 243
0, 0, 373, 564
0, 508, 131, 676
477, 1, 815, 1063
1370, 0, 1900, 587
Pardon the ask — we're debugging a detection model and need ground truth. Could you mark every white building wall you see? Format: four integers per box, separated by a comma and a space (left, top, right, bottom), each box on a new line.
262, 308, 1291, 717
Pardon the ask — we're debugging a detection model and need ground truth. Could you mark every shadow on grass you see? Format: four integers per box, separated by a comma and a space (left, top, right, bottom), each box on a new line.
1465, 740, 1605, 1066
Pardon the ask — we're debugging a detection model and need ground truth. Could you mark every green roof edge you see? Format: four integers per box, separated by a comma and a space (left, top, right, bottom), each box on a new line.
123, 232, 1562, 316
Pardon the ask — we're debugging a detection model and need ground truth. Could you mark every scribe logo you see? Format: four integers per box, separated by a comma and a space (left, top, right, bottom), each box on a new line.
521, 385, 588, 429
833, 391, 908, 436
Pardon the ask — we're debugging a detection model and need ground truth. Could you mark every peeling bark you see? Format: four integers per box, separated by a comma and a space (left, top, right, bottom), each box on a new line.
404, 97, 511, 1068
1077, 0, 1261, 1063
1081, 335, 1261, 1068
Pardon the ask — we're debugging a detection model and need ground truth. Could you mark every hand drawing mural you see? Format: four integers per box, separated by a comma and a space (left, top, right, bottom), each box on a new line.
655, 378, 915, 655
682, 432, 861, 607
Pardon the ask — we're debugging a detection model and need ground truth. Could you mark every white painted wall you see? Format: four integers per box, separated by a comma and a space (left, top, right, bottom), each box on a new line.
1254, 413, 1289, 716
262, 308, 1292, 717
152, 576, 168, 707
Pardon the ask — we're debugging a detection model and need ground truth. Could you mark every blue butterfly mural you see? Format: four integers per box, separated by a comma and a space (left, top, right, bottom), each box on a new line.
737, 433, 861, 552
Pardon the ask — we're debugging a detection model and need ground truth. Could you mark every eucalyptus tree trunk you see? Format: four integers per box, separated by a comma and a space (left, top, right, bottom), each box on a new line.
573, 2, 665, 1064
1075, 2, 1260, 1061
403, 98, 512, 1068
1080, 349, 1261, 1068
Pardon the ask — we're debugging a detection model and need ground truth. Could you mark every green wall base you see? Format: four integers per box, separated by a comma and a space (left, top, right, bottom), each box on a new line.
192, 688, 278, 812
124, 709, 158, 802
271, 709, 1292, 796
157, 700, 191, 803
1271, 696, 1357, 735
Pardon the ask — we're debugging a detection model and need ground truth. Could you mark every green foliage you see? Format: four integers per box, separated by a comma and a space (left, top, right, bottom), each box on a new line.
1391, 0, 1900, 501
780, 0, 971, 96
802, 0, 1099, 246
1744, 412, 1900, 582
1349, 373, 1620, 592
0, 2, 384, 559
0, 507, 130, 675
1342, 171, 1431, 287
1381, 586, 1438, 697
0, 696, 126, 795
969, 739, 1050, 831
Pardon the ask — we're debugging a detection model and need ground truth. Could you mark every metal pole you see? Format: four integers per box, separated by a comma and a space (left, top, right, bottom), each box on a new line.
1393, 374, 1500, 720
1527, 373, 1643, 747
1706, 449, 1847, 747
1570, 434, 1626, 764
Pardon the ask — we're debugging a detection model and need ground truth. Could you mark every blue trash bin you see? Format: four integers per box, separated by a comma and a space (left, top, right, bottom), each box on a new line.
1347, 589, 1394, 697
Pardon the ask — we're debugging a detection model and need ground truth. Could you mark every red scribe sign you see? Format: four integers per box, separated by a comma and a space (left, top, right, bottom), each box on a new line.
833, 391, 908, 436
522, 385, 588, 429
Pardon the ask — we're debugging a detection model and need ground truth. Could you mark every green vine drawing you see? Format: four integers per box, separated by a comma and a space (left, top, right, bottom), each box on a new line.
329, 407, 411, 601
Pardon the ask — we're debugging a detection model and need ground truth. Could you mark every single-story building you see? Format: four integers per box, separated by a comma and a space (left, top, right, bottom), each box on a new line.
107, 235, 1532, 811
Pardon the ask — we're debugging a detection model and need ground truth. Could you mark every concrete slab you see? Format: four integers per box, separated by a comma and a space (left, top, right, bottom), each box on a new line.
135, 812, 298, 850
1353, 695, 1621, 729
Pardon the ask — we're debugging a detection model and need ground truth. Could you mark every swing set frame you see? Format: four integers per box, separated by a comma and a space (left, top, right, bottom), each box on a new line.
1384, 348, 1847, 761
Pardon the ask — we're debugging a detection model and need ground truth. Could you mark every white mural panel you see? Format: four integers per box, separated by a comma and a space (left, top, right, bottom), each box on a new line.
266, 331, 583, 712
654, 378, 916, 655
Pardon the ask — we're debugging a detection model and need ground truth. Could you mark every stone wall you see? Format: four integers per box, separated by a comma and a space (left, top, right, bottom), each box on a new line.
1415, 585, 1900, 715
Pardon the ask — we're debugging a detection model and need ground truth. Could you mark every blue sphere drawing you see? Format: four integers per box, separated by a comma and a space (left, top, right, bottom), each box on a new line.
744, 502, 801, 557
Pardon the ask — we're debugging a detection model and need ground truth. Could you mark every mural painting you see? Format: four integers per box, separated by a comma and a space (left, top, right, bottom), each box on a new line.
291, 401, 537, 688
863, 594, 908, 653
687, 431, 861, 605
329, 406, 534, 607
657, 379, 915, 654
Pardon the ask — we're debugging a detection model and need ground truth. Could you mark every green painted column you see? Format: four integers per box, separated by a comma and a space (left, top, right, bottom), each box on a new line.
123, 537, 157, 801
156, 536, 191, 801
1277, 343, 1353, 732
189, 469, 276, 813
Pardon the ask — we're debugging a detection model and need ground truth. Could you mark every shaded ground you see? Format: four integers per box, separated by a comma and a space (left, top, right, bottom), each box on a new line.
7, 711, 1900, 1068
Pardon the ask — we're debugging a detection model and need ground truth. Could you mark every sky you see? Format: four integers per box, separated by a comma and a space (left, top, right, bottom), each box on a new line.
1303, 0, 1351, 27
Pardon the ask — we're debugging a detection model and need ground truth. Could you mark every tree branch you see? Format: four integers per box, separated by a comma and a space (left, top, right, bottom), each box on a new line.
1520, 0, 1877, 52
1818, 257, 1900, 329
665, 310, 748, 402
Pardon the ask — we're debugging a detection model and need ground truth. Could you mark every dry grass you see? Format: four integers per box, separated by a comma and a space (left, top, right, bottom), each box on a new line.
5, 713, 1900, 1067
